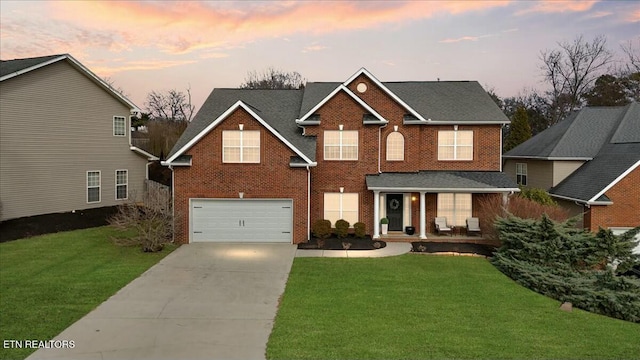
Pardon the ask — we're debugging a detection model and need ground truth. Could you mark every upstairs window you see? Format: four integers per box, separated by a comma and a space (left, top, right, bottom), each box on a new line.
516, 163, 528, 186
438, 130, 473, 160
386, 132, 405, 161
116, 170, 128, 200
87, 171, 101, 203
222, 130, 260, 163
113, 116, 126, 136
324, 130, 358, 160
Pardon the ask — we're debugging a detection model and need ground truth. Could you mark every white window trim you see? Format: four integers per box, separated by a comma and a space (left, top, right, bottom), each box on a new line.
438, 130, 473, 161
516, 163, 528, 186
222, 130, 260, 163
386, 132, 405, 161
113, 116, 126, 136
87, 170, 101, 204
324, 130, 358, 161
115, 169, 128, 200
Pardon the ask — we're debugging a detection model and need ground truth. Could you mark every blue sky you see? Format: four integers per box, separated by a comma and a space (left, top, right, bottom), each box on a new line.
1, 1, 638, 112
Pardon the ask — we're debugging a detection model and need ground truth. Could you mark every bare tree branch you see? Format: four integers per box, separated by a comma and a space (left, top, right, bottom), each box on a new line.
239, 67, 306, 89
540, 35, 613, 125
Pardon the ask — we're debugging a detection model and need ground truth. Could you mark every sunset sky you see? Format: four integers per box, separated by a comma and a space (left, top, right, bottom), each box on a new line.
1, 1, 638, 113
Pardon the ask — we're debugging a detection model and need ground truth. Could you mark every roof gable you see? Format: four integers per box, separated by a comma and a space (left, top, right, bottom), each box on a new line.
165, 97, 315, 165
296, 83, 387, 124
1, 54, 139, 111
343, 68, 426, 122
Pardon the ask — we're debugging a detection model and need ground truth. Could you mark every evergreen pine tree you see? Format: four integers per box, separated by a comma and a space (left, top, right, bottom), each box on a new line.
504, 106, 532, 152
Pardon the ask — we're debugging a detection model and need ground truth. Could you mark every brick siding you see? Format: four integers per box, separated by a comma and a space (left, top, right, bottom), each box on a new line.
173, 108, 308, 244
585, 166, 640, 231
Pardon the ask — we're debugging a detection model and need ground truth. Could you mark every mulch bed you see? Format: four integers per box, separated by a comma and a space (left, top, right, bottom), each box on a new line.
411, 241, 496, 257
0, 206, 119, 243
298, 235, 387, 250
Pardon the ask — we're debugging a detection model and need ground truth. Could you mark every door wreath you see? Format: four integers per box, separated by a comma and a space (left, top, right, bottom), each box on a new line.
389, 198, 400, 210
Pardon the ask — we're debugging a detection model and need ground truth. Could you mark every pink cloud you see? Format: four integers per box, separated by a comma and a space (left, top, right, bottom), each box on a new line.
36, 1, 512, 55
516, 0, 598, 15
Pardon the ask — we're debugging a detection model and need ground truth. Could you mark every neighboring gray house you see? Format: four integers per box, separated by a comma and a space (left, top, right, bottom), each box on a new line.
0, 54, 156, 221
503, 103, 640, 234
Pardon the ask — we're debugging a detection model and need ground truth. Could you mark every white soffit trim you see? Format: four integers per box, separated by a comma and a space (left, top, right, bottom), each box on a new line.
1, 54, 140, 112
502, 156, 593, 161
297, 84, 387, 124
165, 101, 314, 165
343, 67, 427, 122
588, 160, 640, 203
130, 146, 159, 161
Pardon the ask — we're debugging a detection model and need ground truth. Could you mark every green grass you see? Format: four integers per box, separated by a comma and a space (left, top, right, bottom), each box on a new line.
0, 227, 176, 360
267, 255, 640, 359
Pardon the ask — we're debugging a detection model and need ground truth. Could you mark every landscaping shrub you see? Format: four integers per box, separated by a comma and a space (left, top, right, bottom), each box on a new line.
477, 195, 570, 242
312, 219, 332, 239
518, 186, 557, 206
492, 215, 640, 322
335, 219, 350, 239
354, 222, 366, 238
109, 189, 173, 252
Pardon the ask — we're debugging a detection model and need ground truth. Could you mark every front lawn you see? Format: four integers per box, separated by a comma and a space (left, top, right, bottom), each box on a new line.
0, 227, 175, 360
267, 255, 640, 359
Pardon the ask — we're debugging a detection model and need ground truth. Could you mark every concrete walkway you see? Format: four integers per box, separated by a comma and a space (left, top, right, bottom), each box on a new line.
295, 242, 412, 258
27, 243, 297, 360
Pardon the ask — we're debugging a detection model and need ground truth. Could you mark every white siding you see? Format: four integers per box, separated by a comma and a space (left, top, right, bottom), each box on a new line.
0, 60, 147, 220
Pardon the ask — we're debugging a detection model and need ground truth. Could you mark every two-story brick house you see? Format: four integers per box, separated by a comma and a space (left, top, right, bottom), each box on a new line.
163, 69, 519, 244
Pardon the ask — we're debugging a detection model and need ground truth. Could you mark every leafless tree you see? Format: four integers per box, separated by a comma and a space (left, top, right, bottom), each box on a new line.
540, 35, 613, 124
239, 67, 306, 89
621, 39, 640, 73
145, 87, 195, 121
109, 186, 173, 252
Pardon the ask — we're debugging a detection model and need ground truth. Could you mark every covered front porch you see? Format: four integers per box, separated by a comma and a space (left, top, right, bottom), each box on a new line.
366, 171, 520, 240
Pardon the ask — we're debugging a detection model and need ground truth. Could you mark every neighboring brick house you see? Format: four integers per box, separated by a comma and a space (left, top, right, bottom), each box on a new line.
163, 69, 519, 244
0, 54, 156, 221
503, 103, 640, 234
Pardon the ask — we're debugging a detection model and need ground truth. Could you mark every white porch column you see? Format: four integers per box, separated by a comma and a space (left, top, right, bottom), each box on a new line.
373, 190, 380, 239
419, 191, 427, 239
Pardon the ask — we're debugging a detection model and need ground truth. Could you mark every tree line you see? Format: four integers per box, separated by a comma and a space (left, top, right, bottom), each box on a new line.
501, 35, 639, 151
116, 34, 638, 156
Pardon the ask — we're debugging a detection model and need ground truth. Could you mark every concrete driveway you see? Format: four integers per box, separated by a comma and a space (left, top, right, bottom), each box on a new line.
27, 243, 297, 360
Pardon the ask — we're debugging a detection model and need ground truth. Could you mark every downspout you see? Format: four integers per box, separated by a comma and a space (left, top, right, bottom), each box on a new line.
170, 164, 175, 244
306, 165, 311, 241
378, 123, 388, 173
500, 125, 503, 172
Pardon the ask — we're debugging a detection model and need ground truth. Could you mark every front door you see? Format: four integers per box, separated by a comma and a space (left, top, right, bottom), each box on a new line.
386, 194, 403, 231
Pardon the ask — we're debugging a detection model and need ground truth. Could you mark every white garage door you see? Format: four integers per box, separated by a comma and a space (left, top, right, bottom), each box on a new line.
191, 199, 293, 243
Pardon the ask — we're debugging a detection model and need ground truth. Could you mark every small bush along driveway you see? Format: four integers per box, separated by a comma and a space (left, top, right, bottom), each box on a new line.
267, 255, 640, 359
0, 227, 175, 360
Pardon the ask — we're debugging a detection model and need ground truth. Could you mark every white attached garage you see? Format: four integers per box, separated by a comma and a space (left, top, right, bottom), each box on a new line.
190, 199, 293, 243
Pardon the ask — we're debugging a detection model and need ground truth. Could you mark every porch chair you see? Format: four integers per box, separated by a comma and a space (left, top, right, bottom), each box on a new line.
466, 217, 482, 237
434, 217, 452, 236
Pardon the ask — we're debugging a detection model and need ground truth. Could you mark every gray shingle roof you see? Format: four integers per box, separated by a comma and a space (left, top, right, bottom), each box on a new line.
506, 102, 640, 203
299, 82, 340, 118
549, 143, 640, 202
168, 89, 316, 161
298, 81, 509, 123
1, 54, 65, 78
504, 104, 633, 159
366, 171, 519, 191
611, 102, 640, 143
384, 81, 508, 123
